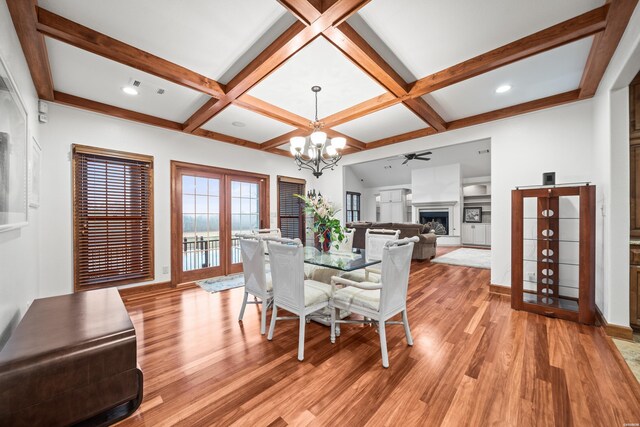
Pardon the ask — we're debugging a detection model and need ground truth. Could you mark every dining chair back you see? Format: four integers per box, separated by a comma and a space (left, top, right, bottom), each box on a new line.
238, 236, 272, 334
365, 228, 400, 261
239, 237, 268, 297
266, 237, 332, 361
266, 238, 304, 312
379, 239, 415, 316
329, 236, 418, 368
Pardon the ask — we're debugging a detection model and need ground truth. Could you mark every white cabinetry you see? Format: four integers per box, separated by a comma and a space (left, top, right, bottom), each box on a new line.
462, 223, 491, 246
379, 189, 408, 222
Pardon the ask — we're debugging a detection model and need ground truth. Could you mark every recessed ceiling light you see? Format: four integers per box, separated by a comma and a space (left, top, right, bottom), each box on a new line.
122, 86, 138, 96
232, 121, 246, 127
495, 84, 512, 94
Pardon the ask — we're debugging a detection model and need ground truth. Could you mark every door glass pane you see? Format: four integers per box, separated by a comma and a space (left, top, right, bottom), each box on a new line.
182, 174, 221, 271
231, 180, 260, 264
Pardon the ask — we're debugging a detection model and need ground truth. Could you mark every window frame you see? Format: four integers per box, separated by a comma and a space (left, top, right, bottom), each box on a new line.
72, 144, 155, 292
277, 176, 306, 244
346, 191, 361, 223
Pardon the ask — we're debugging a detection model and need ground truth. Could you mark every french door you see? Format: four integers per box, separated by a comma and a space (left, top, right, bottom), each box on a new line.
171, 161, 269, 285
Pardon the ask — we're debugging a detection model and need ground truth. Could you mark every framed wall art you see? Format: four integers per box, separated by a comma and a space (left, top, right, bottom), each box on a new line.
0, 54, 29, 231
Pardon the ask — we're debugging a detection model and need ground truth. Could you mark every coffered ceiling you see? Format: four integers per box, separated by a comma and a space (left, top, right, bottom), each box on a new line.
7, 0, 639, 157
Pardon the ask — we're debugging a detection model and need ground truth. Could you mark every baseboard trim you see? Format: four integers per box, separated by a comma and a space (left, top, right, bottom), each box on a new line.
596, 306, 634, 341
118, 281, 172, 298
489, 284, 511, 296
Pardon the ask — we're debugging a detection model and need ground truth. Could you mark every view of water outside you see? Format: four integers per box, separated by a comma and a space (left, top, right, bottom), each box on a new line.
182, 176, 259, 271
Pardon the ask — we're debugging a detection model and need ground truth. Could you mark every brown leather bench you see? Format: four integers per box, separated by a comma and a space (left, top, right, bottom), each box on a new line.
0, 288, 143, 426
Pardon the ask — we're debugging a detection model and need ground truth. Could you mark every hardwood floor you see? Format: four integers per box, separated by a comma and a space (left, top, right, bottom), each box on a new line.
118, 250, 640, 426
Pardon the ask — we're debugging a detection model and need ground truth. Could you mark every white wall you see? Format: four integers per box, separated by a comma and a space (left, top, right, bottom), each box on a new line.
0, 2, 42, 347
314, 100, 595, 298
591, 5, 640, 326
39, 103, 310, 297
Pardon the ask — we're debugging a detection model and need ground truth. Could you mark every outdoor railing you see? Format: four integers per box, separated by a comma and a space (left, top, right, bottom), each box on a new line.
182, 236, 241, 271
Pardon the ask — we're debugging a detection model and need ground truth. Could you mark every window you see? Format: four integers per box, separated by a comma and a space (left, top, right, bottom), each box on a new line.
346, 191, 361, 222
73, 145, 154, 291
278, 176, 305, 243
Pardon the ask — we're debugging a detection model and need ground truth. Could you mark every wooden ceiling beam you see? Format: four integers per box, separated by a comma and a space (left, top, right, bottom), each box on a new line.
366, 90, 582, 151
325, 128, 366, 150
261, 129, 308, 151
323, 22, 447, 131
323, 23, 407, 96
447, 90, 581, 130
323, 92, 400, 127
409, 5, 610, 98
36, 7, 225, 98
234, 94, 310, 128
53, 91, 273, 152
278, 0, 322, 25
403, 98, 447, 131
579, 0, 639, 98
6, 0, 54, 100
183, 0, 371, 133
367, 128, 437, 149
316, 5, 609, 136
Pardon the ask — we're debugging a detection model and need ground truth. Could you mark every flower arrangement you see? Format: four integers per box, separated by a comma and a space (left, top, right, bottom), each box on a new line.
295, 191, 346, 251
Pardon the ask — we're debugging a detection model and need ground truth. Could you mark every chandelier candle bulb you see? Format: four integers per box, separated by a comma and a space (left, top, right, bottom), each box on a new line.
331, 137, 346, 150
310, 131, 327, 147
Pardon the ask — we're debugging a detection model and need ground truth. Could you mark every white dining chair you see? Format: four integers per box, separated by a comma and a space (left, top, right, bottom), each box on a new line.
238, 236, 272, 334
266, 237, 332, 361
329, 236, 418, 368
330, 228, 355, 254
340, 228, 400, 283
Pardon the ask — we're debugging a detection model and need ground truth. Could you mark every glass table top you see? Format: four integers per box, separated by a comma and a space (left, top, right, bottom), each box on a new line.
303, 247, 380, 272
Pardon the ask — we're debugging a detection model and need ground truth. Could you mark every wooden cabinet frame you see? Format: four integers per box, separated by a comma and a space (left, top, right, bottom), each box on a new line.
511, 185, 595, 324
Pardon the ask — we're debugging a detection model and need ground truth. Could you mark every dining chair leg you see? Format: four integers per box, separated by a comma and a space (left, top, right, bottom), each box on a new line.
238, 291, 249, 321
268, 305, 278, 340
402, 310, 413, 346
330, 307, 336, 344
298, 315, 306, 361
260, 298, 268, 335
379, 320, 389, 368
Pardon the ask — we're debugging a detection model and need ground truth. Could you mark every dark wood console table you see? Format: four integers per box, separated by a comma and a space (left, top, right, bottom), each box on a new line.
0, 288, 143, 426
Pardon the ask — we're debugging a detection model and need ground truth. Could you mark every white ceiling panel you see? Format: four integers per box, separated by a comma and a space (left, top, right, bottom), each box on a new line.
357, 0, 603, 79
426, 38, 593, 122
39, 0, 287, 80
247, 37, 386, 120
46, 38, 207, 123
201, 105, 296, 143
334, 104, 427, 143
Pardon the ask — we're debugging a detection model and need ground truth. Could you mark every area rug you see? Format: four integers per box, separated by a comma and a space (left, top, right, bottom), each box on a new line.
613, 334, 640, 382
196, 274, 244, 293
431, 248, 491, 269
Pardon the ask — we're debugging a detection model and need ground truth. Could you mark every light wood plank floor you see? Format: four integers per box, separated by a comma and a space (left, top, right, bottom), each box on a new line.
118, 249, 640, 426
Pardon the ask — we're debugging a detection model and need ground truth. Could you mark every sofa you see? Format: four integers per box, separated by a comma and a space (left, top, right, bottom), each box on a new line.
346, 222, 437, 261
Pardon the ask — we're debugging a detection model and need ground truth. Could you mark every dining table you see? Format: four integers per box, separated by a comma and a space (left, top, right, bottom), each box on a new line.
300, 247, 381, 326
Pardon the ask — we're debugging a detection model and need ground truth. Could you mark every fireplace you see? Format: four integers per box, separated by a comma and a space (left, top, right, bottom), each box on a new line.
419, 210, 449, 235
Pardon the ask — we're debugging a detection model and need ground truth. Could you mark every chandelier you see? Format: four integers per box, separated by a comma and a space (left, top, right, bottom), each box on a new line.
289, 86, 346, 178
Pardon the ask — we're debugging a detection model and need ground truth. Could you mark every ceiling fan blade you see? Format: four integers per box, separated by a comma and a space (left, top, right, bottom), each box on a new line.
416, 151, 432, 156
402, 158, 409, 165
416, 157, 431, 161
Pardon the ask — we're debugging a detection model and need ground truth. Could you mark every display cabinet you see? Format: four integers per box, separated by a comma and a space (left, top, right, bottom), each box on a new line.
511, 184, 595, 324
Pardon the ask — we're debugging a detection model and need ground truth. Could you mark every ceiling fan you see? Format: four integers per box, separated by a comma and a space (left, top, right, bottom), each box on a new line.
401, 151, 432, 165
